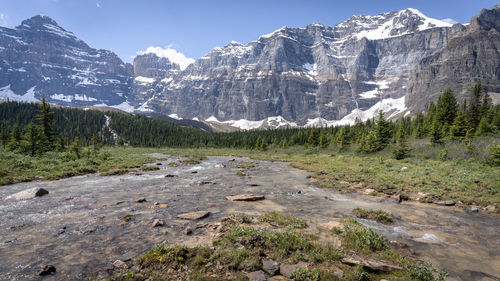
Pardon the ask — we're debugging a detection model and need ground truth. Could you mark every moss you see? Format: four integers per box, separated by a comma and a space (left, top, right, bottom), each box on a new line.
260, 211, 308, 229
236, 161, 255, 169
352, 208, 393, 223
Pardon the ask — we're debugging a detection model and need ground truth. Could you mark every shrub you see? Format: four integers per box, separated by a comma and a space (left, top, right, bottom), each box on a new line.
406, 262, 448, 281
352, 208, 393, 223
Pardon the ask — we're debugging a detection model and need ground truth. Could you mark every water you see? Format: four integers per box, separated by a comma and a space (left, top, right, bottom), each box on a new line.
0, 155, 498, 280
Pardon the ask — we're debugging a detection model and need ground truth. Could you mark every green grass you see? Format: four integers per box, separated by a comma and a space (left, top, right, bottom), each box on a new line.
156, 142, 500, 207
260, 211, 308, 229
352, 208, 393, 223
0, 147, 154, 185
141, 165, 160, 171
236, 161, 255, 169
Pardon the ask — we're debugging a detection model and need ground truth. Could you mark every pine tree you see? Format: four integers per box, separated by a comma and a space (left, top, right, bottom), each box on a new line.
318, 130, 328, 148
436, 88, 458, 126
69, 137, 81, 158
255, 136, 262, 150
475, 116, 493, 136
307, 127, 319, 147
335, 127, 348, 149
392, 125, 410, 159
0, 123, 9, 149
21, 122, 40, 156
358, 130, 382, 153
7, 124, 21, 151
430, 119, 443, 144
91, 132, 101, 151
375, 111, 392, 145
36, 97, 55, 151
468, 82, 482, 132
450, 110, 469, 139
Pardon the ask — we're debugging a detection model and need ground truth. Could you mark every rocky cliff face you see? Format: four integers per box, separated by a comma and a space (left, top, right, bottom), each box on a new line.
2, 7, 499, 129
133, 8, 455, 126
0, 15, 133, 108
406, 5, 500, 112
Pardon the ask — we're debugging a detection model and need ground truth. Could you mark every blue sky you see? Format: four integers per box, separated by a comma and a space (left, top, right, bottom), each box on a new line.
1, 0, 498, 63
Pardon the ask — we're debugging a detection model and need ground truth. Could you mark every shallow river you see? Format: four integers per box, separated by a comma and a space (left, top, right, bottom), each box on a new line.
0, 155, 498, 280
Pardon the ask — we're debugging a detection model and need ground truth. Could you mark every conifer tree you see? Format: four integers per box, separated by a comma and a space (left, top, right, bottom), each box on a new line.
7, 124, 21, 151
468, 82, 482, 132
375, 111, 392, 145
0, 123, 9, 149
21, 122, 40, 156
91, 132, 101, 151
436, 88, 458, 126
318, 130, 328, 148
392, 125, 410, 159
475, 116, 493, 136
69, 137, 81, 158
450, 110, 469, 139
430, 119, 443, 144
36, 97, 55, 151
307, 127, 319, 147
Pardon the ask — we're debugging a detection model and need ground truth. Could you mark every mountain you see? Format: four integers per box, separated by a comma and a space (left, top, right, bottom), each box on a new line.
0, 15, 133, 110
1, 6, 499, 131
131, 8, 457, 127
406, 4, 500, 112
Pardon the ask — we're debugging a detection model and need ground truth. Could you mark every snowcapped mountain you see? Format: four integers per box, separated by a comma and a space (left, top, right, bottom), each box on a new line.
0, 15, 133, 110
131, 8, 457, 128
1, 6, 500, 131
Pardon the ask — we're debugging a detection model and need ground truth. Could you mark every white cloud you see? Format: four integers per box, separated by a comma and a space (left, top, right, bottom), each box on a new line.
0, 13, 8, 27
441, 18, 458, 25
96, 2, 101, 8
137, 46, 195, 70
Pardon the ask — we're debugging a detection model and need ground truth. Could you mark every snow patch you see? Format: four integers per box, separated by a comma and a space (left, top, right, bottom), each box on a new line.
134, 76, 156, 84
0, 85, 38, 102
168, 113, 182, 120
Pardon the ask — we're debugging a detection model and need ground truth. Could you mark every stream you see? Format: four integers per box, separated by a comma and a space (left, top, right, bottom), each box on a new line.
0, 155, 498, 280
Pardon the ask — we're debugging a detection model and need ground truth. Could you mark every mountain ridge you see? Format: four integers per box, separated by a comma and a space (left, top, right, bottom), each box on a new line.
1, 6, 499, 131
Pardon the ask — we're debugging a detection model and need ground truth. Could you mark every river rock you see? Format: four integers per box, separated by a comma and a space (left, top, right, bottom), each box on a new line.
247, 270, 267, 281
176, 211, 210, 220
38, 265, 56, 276
214, 164, 226, 168
226, 194, 265, 201
279, 262, 309, 278
400, 167, 408, 171
470, 207, 479, 212
317, 220, 344, 232
113, 260, 128, 270
151, 219, 166, 227
485, 205, 496, 213
262, 259, 279, 275
390, 241, 408, 248
435, 200, 455, 206
341, 257, 402, 271
183, 226, 193, 235
135, 197, 147, 203
7, 187, 49, 200
363, 188, 376, 195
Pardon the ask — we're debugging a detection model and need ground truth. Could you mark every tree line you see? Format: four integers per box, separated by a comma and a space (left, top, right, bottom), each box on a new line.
1, 82, 499, 157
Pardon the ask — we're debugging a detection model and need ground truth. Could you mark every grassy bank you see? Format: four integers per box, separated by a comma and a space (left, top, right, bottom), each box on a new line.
1, 138, 498, 207
0, 147, 156, 185
109, 213, 446, 281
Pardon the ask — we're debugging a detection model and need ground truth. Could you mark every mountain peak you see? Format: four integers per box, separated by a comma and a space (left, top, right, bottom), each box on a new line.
20, 15, 59, 27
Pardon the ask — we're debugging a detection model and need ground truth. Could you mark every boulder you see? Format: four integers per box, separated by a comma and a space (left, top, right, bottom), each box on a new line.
317, 220, 344, 233
262, 259, 279, 276
341, 257, 402, 271
247, 270, 267, 281
183, 227, 193, 235
226, 194, 265, 201
279, 262, 309, 278
38, 265, 56, 276
363, 188, 376, 195
176, 211, 210, 220
113, 260, 128, 270
435, 200, 455, 206
7, 188, 49, 200
151, 219, 166, 227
